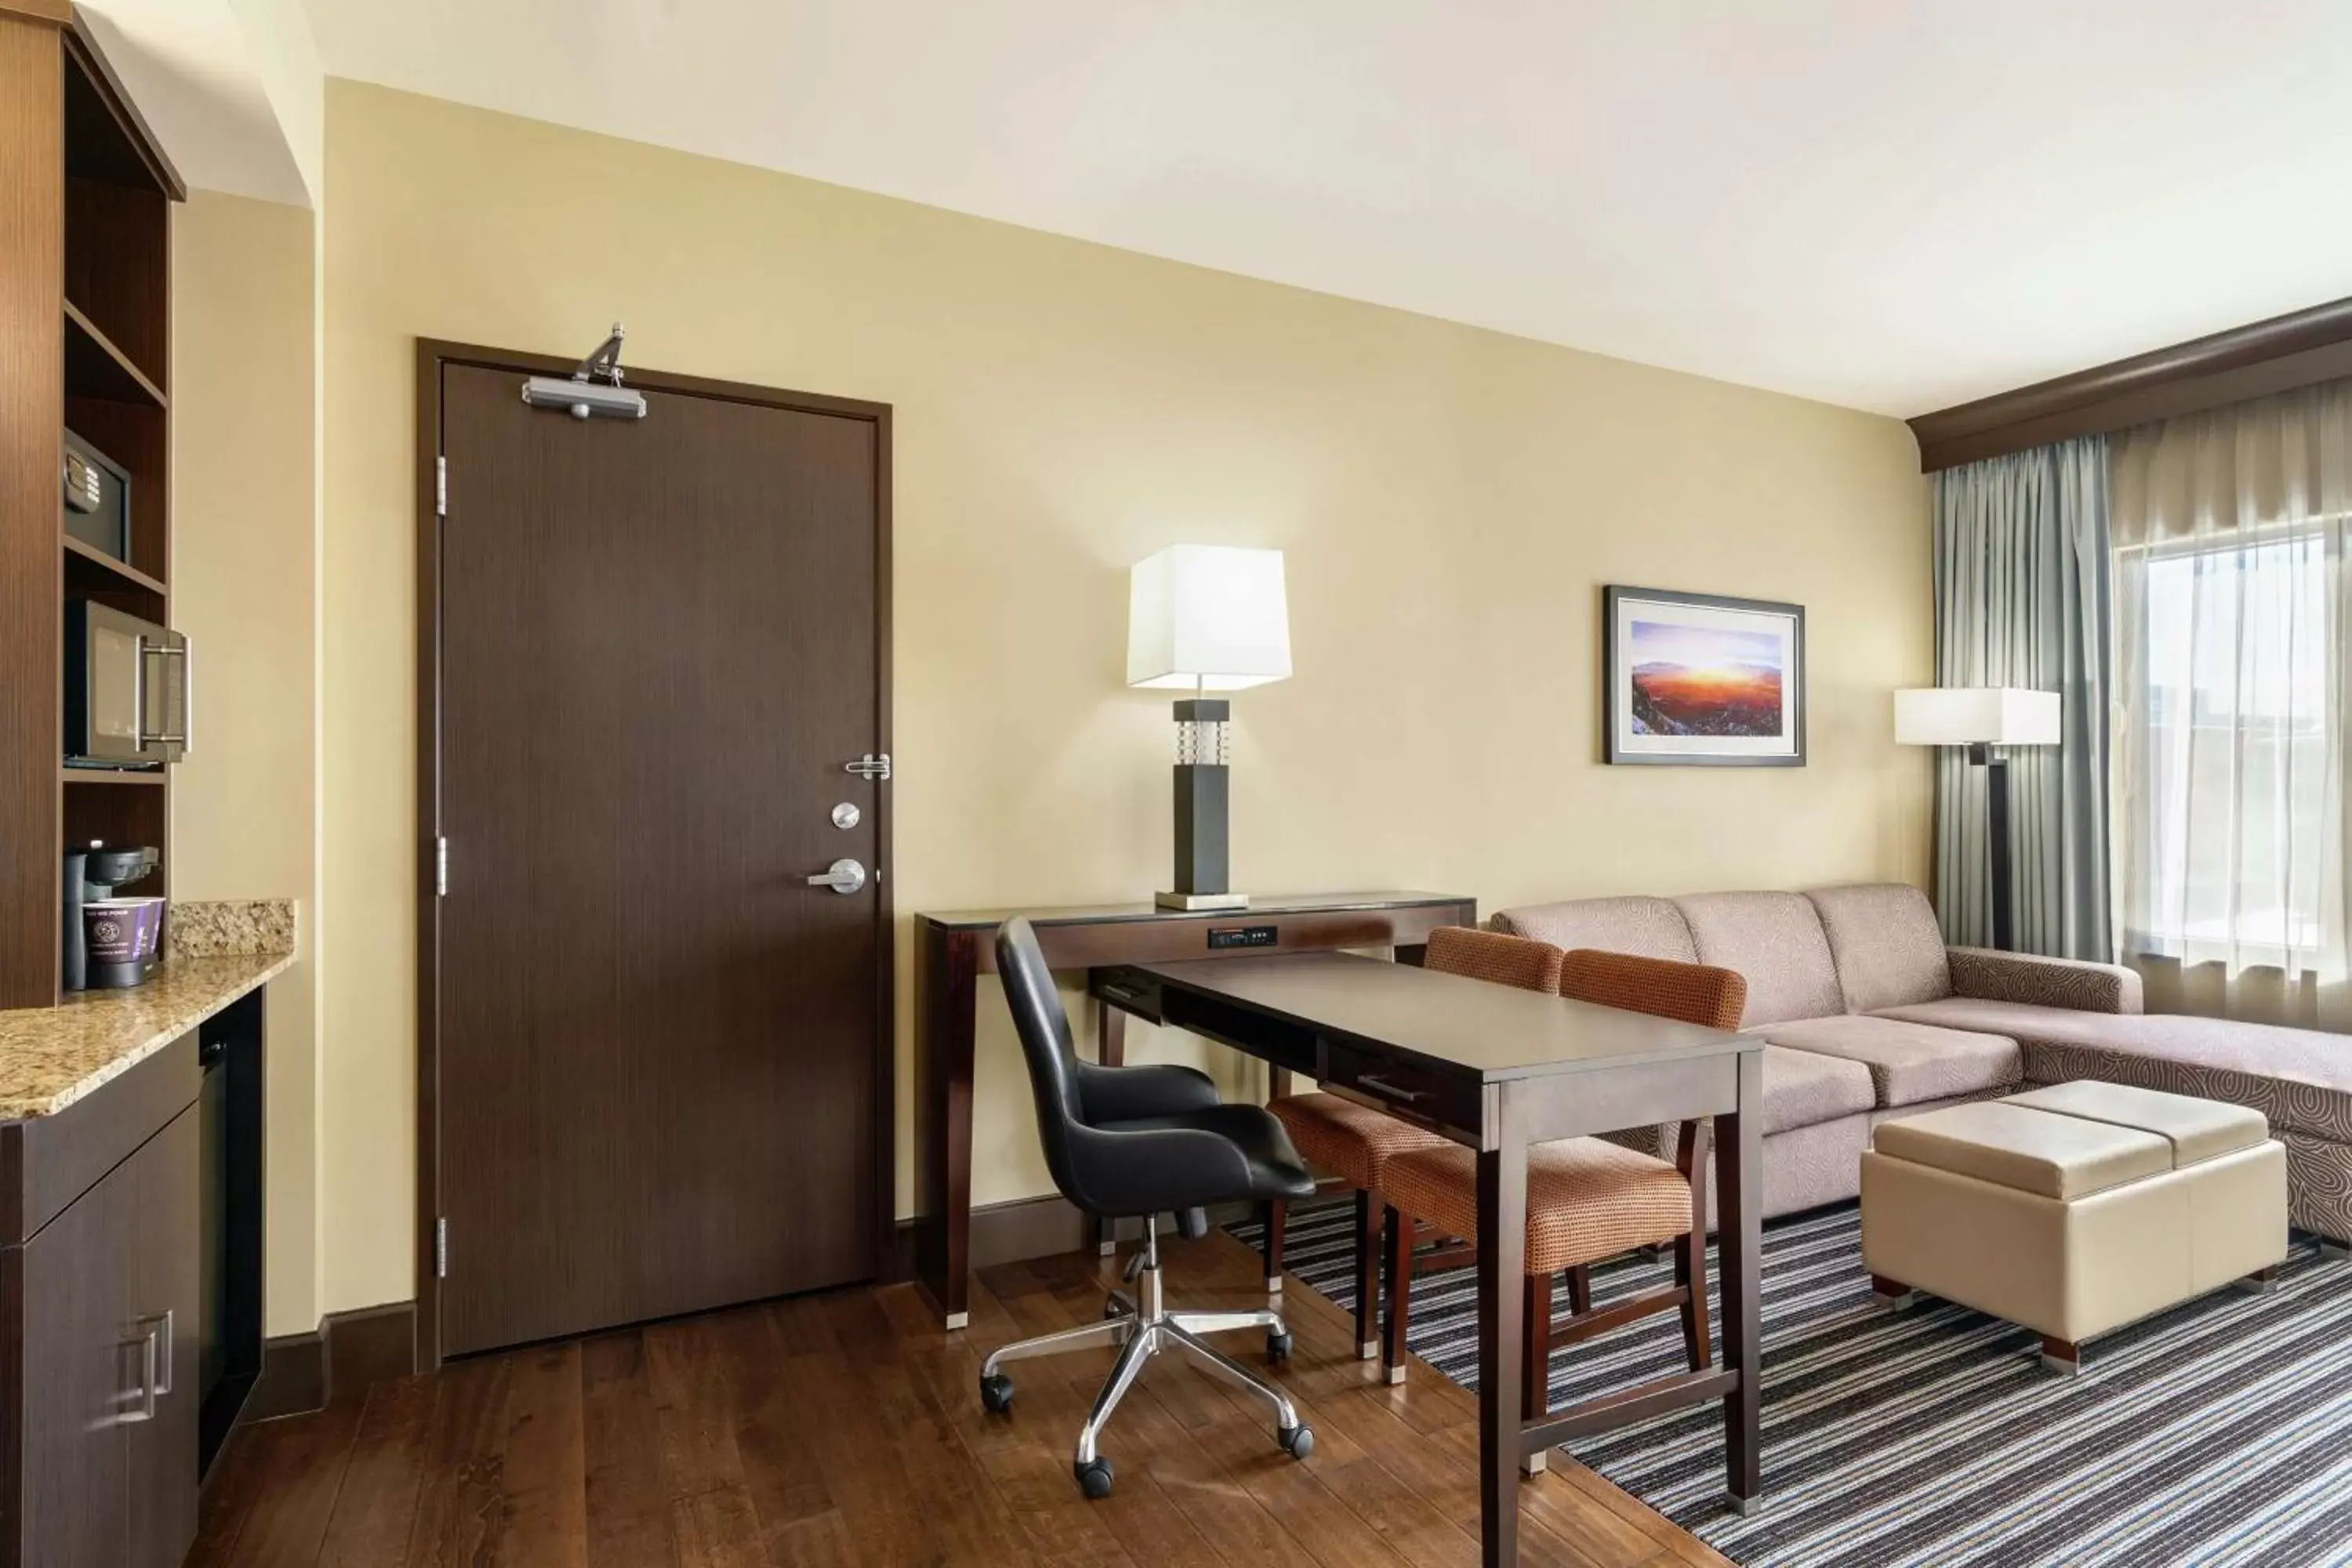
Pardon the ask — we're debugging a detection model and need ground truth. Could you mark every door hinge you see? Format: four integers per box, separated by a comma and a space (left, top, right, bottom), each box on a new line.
844, 752, 891, 781
435, 1217, 448, 1279
434, 837, 449, 897
436, 455, 448, 517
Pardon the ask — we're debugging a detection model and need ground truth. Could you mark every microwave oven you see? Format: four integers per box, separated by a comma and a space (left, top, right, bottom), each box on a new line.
64, 600, 191, 768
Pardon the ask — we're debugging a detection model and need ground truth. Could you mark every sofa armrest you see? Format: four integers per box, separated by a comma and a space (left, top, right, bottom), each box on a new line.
1946, 947, 2143, 1014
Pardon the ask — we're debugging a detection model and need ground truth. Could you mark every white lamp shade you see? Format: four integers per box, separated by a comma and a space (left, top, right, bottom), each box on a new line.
1126, 545, 1293, 691
1894, 687, 2062, 746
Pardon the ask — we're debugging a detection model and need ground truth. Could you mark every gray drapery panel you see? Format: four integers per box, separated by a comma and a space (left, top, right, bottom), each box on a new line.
1932, 438, 2113, 959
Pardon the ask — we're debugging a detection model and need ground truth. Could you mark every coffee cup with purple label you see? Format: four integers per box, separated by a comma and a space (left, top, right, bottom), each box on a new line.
85, 897, 165, 965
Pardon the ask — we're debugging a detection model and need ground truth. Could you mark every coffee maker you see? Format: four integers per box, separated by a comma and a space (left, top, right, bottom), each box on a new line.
63, 842, 162, 991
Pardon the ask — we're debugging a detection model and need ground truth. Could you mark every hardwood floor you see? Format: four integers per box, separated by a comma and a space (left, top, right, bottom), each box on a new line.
189, 1229, 1726, 1566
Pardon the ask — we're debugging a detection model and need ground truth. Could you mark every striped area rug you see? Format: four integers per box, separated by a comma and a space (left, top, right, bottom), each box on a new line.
1230, 1199, 2352, 1566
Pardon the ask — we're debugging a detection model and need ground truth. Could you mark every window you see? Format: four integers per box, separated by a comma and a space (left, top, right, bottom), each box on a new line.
2127, 528, 2333, 971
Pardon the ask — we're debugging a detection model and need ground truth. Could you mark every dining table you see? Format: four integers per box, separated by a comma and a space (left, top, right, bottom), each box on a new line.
1089, 948, 1766, 1565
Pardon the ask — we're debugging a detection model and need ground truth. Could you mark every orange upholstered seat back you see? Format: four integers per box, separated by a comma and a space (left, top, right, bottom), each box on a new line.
1425, 926, 1563, 994
1559, 948, 1747, 1031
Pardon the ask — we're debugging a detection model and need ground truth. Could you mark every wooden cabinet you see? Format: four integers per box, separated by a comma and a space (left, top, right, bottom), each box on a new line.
0, 1039, 208, 1568
13, 1149, 131, 1568
126, 1106, 200, 1568
0, 5, 184, 1010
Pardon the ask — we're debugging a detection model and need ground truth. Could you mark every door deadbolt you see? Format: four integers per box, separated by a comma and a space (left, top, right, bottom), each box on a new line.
831, 801, 861, 829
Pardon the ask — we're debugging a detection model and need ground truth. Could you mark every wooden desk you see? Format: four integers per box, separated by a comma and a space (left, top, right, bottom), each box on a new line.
910, 892, 1476, 1327
1101, 950, 1766, 1566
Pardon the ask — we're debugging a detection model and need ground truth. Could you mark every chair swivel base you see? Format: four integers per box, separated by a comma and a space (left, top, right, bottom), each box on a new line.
977, 1224, 1313, 1497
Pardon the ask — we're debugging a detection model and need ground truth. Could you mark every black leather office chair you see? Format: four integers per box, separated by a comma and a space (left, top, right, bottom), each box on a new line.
978, 916, 1319, 1498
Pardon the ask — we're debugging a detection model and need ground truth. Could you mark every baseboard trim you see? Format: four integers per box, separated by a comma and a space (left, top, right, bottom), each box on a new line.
241, 1301, 419, 1424
244, 1195, 1232, 1428
891, 1196, 1257, 1280
974, 1192, 1097, 1269
243, 1333, 323, 1424
328, 1301, 419, 1396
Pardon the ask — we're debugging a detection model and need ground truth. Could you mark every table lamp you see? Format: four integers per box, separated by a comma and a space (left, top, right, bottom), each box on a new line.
1894, 687, 2062, 951
1127, 545, 1291, 910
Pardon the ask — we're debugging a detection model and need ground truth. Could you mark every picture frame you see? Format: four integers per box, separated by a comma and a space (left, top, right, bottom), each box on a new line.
1602, 585, 1806, 767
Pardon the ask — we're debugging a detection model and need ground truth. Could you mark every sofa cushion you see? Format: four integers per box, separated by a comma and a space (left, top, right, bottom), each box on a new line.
1869, 1086, 2016, 1131
1759, 1044, 1875, 1134
1655, 1112, 1873, 1227
1874, 996, 2352, 1145
1806, 884, 1953, 1012
1600, 1044, 1871, 1170
1491, 896, 1697, 963
1756, 1014, 2021, 1108
1672, 891, 1846, 1026
1871, 996, 2114, 1044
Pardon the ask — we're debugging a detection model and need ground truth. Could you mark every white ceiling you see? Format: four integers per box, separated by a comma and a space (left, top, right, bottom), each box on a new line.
299, 0, 2352, 416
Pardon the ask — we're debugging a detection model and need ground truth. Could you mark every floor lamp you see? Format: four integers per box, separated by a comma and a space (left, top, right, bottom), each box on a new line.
1895, 688, 2061, 952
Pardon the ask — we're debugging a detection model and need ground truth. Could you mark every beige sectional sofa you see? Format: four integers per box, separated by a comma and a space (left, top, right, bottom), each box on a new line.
1492, 883, 2352, 1244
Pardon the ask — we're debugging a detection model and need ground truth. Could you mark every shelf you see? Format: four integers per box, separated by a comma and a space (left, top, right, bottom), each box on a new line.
63, 535, 165, 597
62, 768, 165, 786
64, 299, 165, 409
64, 21, 184, 199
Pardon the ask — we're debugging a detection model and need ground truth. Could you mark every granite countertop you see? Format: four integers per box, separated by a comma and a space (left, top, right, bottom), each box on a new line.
0, 899, 296, 1120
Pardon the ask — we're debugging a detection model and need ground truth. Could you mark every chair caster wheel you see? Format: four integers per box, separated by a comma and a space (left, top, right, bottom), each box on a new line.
978, 1373, 1013, 1414
1267, 1330, 1293, 1363
1279, 1424, 1314, 1460
1074, 1457, 1115, 1498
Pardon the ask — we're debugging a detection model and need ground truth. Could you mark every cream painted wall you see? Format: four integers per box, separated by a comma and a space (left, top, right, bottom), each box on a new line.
170, 188, 321, 1337
321, 80, 1931, 1315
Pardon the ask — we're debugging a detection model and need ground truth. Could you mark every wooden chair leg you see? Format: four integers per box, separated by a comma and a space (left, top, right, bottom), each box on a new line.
1522, 1272, 1552, 1417
1677, 1117, 1711, 1370
1521, 1270, 1553, 1475
1566, 1264, 1592, 1316
1381, 1203, 1412, 1385
1263, 1198, 1287, 1294
1354, 1187, 1381, 1359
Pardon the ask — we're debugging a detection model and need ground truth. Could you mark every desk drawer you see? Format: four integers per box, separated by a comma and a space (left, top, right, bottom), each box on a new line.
1322, 1044, 1479, 1138
1087, 968, 1163, 1024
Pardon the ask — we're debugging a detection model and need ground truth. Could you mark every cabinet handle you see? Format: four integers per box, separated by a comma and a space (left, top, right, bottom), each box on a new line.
139, 1309, 174, 1396
123, 1324, 160, 1424
1356, 1073, 1429, 1105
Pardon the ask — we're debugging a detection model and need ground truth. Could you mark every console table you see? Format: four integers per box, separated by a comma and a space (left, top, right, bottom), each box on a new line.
909, 891, 1476, 1327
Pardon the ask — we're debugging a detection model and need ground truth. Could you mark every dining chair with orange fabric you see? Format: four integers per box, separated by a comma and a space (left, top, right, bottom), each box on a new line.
1261, 927, 1565, 1358
1377, 946, 1747, 1470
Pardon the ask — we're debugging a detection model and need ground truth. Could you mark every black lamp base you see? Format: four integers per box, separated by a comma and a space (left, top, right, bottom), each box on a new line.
1162, 701, 1245, 909
1969, 743, 2015, 952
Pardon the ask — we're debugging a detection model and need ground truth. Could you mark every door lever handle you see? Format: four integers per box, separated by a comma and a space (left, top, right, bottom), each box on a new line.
805, 858, 867, 895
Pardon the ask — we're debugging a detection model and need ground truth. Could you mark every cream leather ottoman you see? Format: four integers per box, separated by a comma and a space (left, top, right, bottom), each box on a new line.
1860, 1081, 2288, 1374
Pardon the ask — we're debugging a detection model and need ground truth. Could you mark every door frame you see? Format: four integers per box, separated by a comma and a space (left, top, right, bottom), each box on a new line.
412, 339, 895, 1370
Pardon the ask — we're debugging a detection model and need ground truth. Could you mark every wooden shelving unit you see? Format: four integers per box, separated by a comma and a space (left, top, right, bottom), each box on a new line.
64, 297, 166, 408
60, 768, 165, 786
0, 8, 183, 1009
64, 532, 167, 597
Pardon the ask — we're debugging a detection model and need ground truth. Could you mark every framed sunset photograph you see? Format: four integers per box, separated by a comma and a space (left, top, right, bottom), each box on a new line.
1602, 586, 1806, 766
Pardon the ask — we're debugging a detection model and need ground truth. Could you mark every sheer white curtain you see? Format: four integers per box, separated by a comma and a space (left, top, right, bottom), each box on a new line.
2111, 379, 2352, 1028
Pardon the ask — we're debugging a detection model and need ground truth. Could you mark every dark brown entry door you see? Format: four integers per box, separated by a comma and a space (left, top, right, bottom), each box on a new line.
430, 358, 887, 1357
